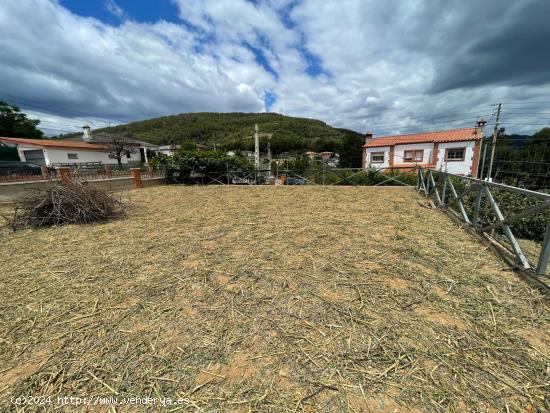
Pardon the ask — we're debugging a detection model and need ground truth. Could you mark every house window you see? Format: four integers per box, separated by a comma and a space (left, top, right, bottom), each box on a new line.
370, 152, 384, 163
126, 152, 131, 159
445, 147, 465, 161
67, 153, 79, 160
403, 150, 424, 162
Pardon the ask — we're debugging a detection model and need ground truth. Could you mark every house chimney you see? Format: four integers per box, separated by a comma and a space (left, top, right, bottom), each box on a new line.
365, 131, 374, 145
475, 118, 487, 136
82, 125, 92, 142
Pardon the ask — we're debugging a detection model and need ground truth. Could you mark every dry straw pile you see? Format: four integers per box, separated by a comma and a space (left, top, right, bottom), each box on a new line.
0, 186, 548, 412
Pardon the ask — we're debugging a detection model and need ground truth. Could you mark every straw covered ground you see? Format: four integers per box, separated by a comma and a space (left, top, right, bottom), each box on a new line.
0, 185, 548, 412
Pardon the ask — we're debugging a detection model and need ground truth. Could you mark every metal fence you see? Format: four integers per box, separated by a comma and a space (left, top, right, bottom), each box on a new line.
478, 138, 550, 191
165, 166, 417, 187
418, 167, 550, 276
0, 166, 163, 183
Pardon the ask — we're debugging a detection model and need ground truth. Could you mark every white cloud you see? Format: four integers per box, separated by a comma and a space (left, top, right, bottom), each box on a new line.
0, 0, 549, 137
104, 0, 124, 19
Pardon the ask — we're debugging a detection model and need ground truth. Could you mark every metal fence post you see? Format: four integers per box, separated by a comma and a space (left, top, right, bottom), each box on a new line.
429, 170, 442, 205
536, 211, 550, 274
482, 186, 530, 269
446, 176, 471, 224
441, 174, 447, 205
472, 183, 484, 229
426, 170, 431, 195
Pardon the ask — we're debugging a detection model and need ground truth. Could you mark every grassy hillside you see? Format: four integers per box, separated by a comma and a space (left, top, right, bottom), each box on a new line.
55, 112, 363, 157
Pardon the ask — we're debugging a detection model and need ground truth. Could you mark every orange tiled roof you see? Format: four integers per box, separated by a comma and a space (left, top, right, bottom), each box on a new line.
0, 137, 106, 150
364, 127, 479, 148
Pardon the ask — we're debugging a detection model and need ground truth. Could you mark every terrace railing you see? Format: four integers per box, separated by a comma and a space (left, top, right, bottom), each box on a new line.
418, 167, 550, 276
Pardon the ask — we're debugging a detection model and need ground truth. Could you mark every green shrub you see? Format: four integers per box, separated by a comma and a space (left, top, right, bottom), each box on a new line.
161, 150, 253, 184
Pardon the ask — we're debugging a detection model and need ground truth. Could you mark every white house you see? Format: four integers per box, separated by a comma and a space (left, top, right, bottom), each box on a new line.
362, 125, 485, 176
156, 144, 181, 156
0, 137, 142, 166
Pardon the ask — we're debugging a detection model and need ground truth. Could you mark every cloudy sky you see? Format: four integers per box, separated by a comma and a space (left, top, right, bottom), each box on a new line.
1, 0, 549, 136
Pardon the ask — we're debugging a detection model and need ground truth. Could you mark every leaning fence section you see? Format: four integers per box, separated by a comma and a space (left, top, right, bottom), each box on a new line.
418, 168, 550, 276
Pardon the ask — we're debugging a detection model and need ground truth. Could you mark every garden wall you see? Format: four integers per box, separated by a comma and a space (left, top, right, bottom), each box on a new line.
0, 177, 165, 203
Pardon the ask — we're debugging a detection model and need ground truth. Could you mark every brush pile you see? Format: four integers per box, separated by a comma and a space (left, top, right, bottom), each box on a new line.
9, 181, 127, 230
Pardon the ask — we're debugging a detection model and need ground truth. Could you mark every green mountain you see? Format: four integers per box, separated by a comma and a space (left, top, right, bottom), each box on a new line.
54, 112, 363, 162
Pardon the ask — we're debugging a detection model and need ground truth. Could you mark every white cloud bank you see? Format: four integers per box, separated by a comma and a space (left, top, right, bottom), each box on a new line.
0, 0, 549, 136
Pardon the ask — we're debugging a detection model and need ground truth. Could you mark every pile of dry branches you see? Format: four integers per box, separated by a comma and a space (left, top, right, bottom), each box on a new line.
8, 181, 127, 230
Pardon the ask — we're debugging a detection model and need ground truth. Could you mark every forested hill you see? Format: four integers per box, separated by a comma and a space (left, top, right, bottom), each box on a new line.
55, 112, 363, 156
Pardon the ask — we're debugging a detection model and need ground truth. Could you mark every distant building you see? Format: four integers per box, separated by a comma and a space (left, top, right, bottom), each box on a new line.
0, 137, 141, 166
304, 151, 339, 166
81, 125, 156, 164
304, 151, 319, 159
157, 144, 180, 156
362, 126, 485, 176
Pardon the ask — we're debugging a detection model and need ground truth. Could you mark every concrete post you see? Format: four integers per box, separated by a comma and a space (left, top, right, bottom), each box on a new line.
41, 165, 49, 180
55, 167, 71, 185
130, 168, 143, 189
104, 165, 112, 178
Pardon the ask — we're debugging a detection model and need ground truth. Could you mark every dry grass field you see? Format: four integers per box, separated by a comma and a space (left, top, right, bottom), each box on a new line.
0, 186, 549, 412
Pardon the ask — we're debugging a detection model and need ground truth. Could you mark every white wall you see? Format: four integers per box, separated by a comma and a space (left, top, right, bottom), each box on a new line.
393, 142, 434, 165
365, 147, 391, 168
157, 148, 176, 156
10, 142, 143, 166
436, 141, 476, 175
44, 148, 127, 166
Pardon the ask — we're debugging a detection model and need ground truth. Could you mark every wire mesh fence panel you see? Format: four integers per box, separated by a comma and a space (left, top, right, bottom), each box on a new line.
478, 137, 550, 191
159, 166, 419, 187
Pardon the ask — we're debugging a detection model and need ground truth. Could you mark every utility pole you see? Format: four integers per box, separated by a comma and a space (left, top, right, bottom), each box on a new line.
254, 123, 260, 170
475, 118, 487, 179
486, 103, 502, 181
266, 134, 272, 177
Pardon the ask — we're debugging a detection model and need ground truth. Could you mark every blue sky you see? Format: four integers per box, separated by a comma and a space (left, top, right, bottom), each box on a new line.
60, 0, 180, 25
0, 0, 549, 136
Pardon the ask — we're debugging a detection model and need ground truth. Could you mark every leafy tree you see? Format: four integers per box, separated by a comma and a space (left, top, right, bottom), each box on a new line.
96, 133, 138, 166
0, 101, 43, 138
338, 129, 364, 168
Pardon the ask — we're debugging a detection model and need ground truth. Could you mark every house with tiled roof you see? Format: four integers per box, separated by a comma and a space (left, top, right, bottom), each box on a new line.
362, 122, 487, 176
0, 136, 143, 167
